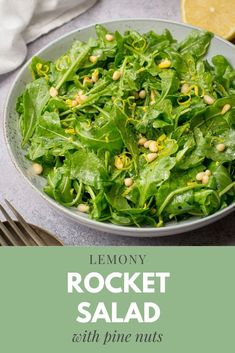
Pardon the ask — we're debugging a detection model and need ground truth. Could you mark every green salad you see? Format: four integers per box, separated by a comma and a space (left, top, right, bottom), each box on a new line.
16, 25, 235, 227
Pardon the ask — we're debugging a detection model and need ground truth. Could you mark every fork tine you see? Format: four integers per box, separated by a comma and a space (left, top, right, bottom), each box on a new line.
0, 231, 9, 246
0, 204, 32, 246
5, 200, 46, 246
0, 222, 20, 246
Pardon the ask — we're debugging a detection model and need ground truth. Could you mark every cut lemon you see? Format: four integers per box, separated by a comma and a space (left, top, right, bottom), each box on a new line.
181, 0, 235, 40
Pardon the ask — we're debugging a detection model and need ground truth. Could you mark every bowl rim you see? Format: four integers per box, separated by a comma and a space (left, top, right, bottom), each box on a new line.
3, 17, 235, 236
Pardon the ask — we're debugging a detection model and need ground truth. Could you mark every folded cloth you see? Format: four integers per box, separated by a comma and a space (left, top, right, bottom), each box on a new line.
0, 0, 97, 74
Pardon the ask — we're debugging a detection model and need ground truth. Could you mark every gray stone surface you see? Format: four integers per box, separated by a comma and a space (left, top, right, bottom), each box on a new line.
0, 0, 234, 245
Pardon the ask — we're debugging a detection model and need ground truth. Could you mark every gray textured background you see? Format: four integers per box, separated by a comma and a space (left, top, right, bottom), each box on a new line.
0, 0, 234, 245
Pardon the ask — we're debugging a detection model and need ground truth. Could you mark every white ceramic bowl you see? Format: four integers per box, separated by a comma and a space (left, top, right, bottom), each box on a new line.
4, 19, 235, 237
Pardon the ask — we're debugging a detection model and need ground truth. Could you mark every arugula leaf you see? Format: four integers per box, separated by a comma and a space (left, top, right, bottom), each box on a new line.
138, 156, 176, 207
71, 150, 108, 189
204, 128, 235, 162
158, 70, 180, 102
212, 55, 235, 91
177, 30, 213, 59
209, 162, 234, 195
194, 189, 220, 216
113, 102, 139, 171
44, 166, 74, 204
21, 78, 50, 146
75, 114, 123, 152
28, 111, 79, 160
155, 164, 221, 218
55, 42, 93, 90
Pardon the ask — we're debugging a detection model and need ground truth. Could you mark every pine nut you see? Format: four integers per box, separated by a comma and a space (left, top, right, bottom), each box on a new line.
203, 95, 214, 105
78, 204, 90, 213
138, 137, 147, 146
112, 70, 121, 80
181, 83, 190, 95
221, 104, 231, 115
144, 140, 151, 148
89, 55, 97, 63
146, 153, 158, 163
216, 143, 225, 152
124, 178, 133, 187
139, 90, 146, 99
149, 141, 158, 153
32, 163, 43, 175
196, 172, 204, 181
79, 94, 88, 103
49, 87, 58, 97
105, 34, 114, 41
202, 175, 209, 184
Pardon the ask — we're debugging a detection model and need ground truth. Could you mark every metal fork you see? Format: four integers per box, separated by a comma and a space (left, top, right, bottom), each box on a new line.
0, 200, 46, 246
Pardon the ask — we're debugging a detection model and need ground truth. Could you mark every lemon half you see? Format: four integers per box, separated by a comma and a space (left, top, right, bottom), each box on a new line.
181, 0, 235, 40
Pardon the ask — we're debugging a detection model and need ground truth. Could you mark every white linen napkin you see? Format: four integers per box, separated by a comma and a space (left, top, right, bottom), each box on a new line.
0, 0, 97, 74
